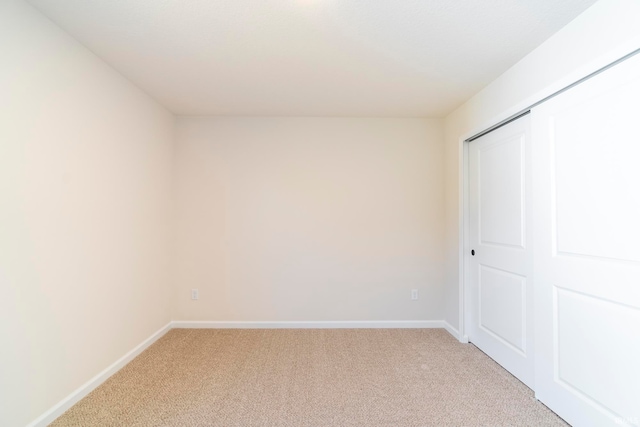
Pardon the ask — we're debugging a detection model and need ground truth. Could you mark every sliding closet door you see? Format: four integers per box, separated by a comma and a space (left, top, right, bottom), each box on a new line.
532, 52, 640, 426
467, 116, 534, 388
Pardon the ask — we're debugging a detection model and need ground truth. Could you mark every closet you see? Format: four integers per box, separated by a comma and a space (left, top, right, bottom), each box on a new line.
466, 50, 640, 427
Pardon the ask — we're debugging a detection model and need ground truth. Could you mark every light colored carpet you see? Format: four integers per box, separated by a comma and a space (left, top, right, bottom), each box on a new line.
50, 329, 566, 426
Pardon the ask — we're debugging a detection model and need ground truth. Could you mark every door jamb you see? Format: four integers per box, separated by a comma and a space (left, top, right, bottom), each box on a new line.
458, 138, 469, 343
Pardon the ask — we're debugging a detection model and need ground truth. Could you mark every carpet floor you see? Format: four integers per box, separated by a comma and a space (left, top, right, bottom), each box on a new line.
50, 329, 566, 426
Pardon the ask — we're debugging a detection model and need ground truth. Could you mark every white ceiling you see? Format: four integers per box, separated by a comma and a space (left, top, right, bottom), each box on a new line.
28, 0, 597, 117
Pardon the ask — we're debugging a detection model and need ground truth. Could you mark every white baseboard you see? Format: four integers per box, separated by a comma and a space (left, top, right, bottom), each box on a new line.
26, 322, 172, 427
171, 320, 445, 329
443, 321, 461, 341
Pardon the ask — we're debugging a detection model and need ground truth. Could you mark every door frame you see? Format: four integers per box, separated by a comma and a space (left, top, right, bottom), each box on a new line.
455, 39, 640, 345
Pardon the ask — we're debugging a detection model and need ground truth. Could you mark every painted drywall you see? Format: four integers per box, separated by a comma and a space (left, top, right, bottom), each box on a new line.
173, 118, 445, 322
0, 2, 174, 426
442, 0, 640, 332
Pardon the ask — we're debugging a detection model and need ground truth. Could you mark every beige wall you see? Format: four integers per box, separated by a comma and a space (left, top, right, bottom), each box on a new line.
173, 117, 445, 322
0, 2, 174, 426
442, 0, 640, 331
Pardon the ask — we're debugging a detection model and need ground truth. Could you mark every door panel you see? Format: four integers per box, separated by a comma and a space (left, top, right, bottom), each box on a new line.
532, 51, 640, 427
555, 288, 640, 421
552, 83, 640, 263
479, 265, 526, 353
467, 115, 534, 388
478, 136, 525, 248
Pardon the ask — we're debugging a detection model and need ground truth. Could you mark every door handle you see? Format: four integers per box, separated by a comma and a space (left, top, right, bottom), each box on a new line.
471, 250, 475, 256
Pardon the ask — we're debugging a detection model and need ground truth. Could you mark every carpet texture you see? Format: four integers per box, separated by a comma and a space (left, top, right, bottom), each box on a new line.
50, 329, 566, 426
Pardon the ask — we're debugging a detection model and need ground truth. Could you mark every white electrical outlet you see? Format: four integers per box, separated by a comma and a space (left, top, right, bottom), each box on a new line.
411, 289, 418, 300
191, 289, 199, 300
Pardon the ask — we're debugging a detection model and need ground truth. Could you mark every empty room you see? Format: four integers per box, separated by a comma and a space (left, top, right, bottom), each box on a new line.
2, 0, 640, 426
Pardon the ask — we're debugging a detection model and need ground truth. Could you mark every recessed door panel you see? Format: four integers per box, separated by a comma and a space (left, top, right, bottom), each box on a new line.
479, 135, 525, 249
553, 81, 640, 263
479, 265, 526, 353
555, 287, 640, 422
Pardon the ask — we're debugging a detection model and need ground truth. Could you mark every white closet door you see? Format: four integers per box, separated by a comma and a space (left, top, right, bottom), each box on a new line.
532, 52, 640, 427
468, 115, 534, 388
